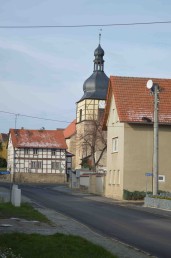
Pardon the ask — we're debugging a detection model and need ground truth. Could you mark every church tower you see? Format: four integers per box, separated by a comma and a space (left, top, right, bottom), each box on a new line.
75, 37, 109, 170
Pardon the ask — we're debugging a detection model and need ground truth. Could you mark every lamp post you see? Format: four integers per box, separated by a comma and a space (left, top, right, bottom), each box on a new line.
146, 80, 160, 195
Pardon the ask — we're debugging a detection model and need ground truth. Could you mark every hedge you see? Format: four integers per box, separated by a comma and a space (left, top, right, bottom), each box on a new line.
123, 190, 146, 200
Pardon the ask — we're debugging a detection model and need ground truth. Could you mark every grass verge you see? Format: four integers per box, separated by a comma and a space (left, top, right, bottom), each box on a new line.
0, 202, 50, 223
0, 233, 117, 258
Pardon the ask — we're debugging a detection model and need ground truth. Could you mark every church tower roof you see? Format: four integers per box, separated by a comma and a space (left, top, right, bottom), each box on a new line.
78, 36, 109, 102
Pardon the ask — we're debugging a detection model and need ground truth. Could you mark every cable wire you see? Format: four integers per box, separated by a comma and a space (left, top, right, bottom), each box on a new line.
0, 110, 157, 129
0, 20, 171, 29
0, 110, 71, 124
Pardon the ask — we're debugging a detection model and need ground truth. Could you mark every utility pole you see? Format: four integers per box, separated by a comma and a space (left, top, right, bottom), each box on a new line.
153, 83, 159, 195
146, 80, 160, 195
15, 114, 19, 129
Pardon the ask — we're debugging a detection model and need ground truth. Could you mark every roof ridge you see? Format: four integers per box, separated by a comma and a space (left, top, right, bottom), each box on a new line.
111, 75, 171, 80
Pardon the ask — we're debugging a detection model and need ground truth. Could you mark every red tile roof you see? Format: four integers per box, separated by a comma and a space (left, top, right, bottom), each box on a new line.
10, 129, 67, 149
64, 119, 76, 139
104, 76, 171, 126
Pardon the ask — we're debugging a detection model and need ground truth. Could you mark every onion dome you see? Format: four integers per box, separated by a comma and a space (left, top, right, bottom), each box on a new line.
94, 44, 104, 57
78, 43, 109, 102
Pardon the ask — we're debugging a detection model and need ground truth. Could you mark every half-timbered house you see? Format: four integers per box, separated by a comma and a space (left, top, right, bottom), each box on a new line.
7, 128, 69, 182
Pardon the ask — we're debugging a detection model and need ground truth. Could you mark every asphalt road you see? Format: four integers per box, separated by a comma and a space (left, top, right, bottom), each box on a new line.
7, 184, 171, 257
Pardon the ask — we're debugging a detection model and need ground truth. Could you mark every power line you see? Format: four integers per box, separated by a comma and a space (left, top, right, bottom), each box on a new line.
0, 110, 71, 124
0, 20, 171, 29
0, 110, 158, 129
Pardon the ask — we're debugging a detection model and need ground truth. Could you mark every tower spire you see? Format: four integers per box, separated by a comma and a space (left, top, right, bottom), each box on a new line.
99, 28, 102, 45
94, 30, 104, 72
78, 36, 109, 102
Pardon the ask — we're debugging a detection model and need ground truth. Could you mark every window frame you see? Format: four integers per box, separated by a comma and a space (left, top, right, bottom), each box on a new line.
112, 137, 118, 153
24, 148, 29, 155
116, 170, 120, 185
51, 161, 60, 170
112, 170, 116, 185
33, 149, 38, 155
31, 161, 42, 169
51, 149, 56, 156
109, 170, 112, 185
158, 175, 165, 182
112, 108, 115, 124
79, 109, 82, 122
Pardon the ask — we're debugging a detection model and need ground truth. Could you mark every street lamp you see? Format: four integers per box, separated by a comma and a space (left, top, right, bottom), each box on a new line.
146, 79, 160, 195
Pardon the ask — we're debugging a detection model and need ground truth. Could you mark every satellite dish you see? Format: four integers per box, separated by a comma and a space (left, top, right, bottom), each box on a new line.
146, 79, 153, 89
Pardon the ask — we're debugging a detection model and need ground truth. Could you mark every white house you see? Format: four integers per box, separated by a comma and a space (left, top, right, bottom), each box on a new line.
7, 128, 70, 182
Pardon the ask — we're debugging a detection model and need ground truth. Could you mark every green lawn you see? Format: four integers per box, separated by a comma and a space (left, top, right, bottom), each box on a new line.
0, 233, 117, 258
0, 202, 50, 223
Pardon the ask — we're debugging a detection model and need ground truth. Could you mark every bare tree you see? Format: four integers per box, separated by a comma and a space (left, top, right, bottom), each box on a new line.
77, 118, 107, 172
0, 142, 2, 152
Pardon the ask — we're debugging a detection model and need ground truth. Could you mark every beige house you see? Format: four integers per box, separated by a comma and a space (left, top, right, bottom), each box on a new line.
103, 76, 171, 200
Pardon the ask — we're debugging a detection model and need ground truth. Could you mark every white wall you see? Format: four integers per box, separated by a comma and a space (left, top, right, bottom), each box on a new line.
80, 175, 90, 187
7, 134, 14, 173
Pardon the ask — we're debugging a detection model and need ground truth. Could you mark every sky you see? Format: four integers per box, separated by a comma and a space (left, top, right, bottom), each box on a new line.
1, 0, 171, 133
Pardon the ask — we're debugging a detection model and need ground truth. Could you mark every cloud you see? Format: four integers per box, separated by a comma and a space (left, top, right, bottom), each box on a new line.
106, 40, 171, 78
0, 78, 80, 119
0, 38, 81, 72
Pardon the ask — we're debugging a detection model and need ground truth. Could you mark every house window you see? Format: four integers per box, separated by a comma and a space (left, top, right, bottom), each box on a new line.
24, 149, 29, 155
79, 109, 82, 122
116, 170, 120, 185
33, 149, 38, 155
112, 137, 118, 152
112, 109, 115, 124
109, 170, 112, 185
112, 170, 116, 184
51, 150, 56, 156
158, 175, 165, 182
52, 162, 60, 170
31, 161, 42, 169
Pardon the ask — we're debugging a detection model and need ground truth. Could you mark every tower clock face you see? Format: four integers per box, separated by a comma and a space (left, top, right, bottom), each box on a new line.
99, 100, 105, 109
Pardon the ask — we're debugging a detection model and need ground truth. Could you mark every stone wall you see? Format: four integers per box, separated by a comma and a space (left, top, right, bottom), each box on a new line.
0, 175, 11, 182
144, 196, 171, 211
89, 174, 105, 195
0, 173, 66, 184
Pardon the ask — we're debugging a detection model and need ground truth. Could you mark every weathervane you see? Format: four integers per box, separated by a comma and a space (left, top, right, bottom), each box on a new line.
99, 28, 102, 44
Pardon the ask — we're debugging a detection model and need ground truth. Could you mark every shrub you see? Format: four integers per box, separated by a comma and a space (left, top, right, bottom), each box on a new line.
0, 157, 7, 168
123, 189, 146, 200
